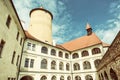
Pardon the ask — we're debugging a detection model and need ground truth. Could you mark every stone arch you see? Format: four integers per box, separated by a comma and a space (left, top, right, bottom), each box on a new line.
41, 59, 47, 69
81, 50, 89, 57
51, 75, 56, 80
92, 47, 101, 55
51, 60, 56, 70
41, 46, 48, 54
85, 75, 93, 80
40, 75, 47, 80
73, 53, 79, 59
75, 76, 81, 80
83, 61, 91, 69
67, 76, 71, 80
110, 68, 118, 80
73, 63, 80, 70
20, 75, 33, 80
51, 49, 56, 56
60, 76, 64, 80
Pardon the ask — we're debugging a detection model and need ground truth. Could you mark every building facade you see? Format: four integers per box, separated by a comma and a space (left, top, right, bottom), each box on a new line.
97, 31, 120, 80
0, 0, 25, 80
1, 1, 120, 80
18, 7, 109, 80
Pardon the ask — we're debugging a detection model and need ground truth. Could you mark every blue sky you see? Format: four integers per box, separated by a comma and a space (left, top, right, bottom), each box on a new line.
13, 0, 120, 44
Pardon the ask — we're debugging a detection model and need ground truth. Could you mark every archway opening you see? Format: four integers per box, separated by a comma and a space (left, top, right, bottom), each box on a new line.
110, 68, 118, 80
20, 75, 33, 80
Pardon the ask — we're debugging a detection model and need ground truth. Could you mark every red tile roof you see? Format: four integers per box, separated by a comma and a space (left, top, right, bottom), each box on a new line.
60, 33, 103, 51
25, 31, 109, 52
25, 30, 39, 41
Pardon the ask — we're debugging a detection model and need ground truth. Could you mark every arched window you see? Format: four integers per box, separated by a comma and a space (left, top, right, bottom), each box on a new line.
66, 63, 70, 71
83, 61, 91, 69
65, 53, 69, 59
51, 60, 56, 70
51, 49, 56, 56
81, 50, 89, 57
94, 59, 101, 68
92, 48, 101, 55
85, 75, 93, 80
41, 46, 48, 54
110, 68, 118, 80
75, 76, 81, 80
41, 76, 47, 80
41, 59, 47, 69
60, 76, 64, 80
73, 63, 80, 70
73, 53, 79, 59
59, 51, 63, 58
67, 76, 71, 80
51, 76, 56, 80
59, 62, 64, 70
104, 71, 109, 80
20, 75, 33, 80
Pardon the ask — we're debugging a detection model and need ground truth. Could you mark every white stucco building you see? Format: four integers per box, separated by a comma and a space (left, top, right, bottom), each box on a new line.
3, 1, 120, 80
0, 0, 25, 80
18, 7, 109, 80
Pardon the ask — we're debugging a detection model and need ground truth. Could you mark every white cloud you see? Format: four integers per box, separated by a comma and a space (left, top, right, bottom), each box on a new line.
95, 0, 120, 44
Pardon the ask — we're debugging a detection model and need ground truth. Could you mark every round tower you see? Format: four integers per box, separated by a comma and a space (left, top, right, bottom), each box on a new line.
28, 7, 53, 44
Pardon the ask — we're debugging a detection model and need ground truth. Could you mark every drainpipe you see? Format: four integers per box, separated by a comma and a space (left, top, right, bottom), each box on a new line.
17, 38, 26, 80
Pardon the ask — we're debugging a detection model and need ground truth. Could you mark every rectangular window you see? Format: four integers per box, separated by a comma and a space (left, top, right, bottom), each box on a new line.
0, 40, 5, 58
24, 58, 29, 67
20, 38, 22, 45
32, 44, 36, 51
6, 15, 11, 28
30, 59, 34, 68
27, 42, 31, 50
16, 32, 19, 40
11, 51, 16, 64
16, 55, 20, 66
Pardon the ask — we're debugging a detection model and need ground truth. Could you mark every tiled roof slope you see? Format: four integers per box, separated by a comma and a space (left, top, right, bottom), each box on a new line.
25, 30, 40, 41
25, 31, 109, 52
60, 33, 103, 51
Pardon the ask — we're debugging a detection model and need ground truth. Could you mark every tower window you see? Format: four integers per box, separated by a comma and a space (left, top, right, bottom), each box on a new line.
6, 15, 11, 28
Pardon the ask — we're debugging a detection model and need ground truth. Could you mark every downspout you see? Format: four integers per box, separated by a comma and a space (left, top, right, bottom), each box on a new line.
17, 37, 26, 80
